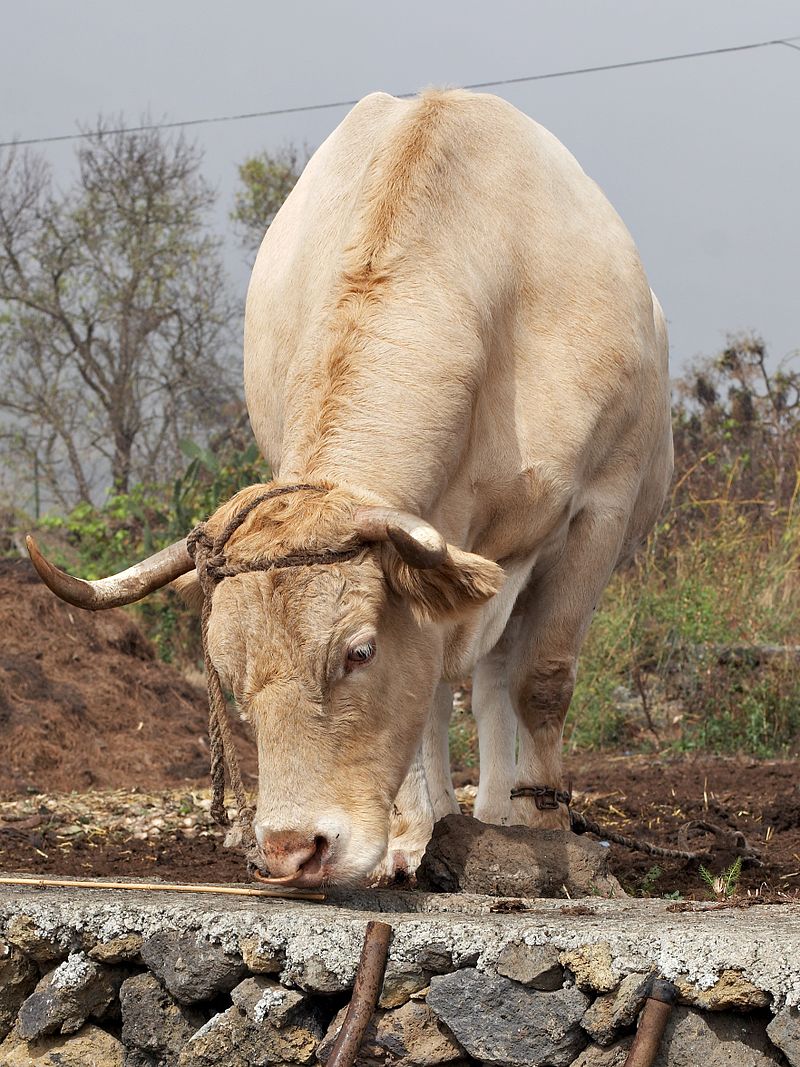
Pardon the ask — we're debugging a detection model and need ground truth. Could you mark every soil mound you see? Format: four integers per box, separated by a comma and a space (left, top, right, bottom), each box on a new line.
0, 557, 256, 794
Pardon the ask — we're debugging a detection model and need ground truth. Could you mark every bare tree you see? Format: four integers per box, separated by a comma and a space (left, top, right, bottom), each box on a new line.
230, 144, 307, 255
0, 121, 239, 509
672, 334, 800, 518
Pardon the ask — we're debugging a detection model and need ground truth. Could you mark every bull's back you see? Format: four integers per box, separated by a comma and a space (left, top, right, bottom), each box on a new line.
244, 90, 669, 534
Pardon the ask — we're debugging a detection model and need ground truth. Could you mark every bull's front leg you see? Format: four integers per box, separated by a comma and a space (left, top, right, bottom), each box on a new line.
368, 745, 434, 886
422, 681, 461, 820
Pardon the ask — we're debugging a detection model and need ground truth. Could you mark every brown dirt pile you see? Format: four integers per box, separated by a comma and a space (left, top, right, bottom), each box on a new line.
0, 557, 256, 794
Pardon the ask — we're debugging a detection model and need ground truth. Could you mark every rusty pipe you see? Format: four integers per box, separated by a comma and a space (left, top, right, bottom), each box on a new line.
623, 978, 677, 1067
325, 920, 392, 1067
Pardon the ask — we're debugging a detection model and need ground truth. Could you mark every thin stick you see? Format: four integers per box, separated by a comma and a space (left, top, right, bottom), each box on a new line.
0, 875, 324, 902
327, 920, 392, 1067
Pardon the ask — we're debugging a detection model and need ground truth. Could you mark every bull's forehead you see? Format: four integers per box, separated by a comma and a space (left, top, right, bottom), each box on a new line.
207, 558, 386, 695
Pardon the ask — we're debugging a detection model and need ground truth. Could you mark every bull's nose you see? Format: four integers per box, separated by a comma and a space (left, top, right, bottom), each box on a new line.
255, 828, 328, 881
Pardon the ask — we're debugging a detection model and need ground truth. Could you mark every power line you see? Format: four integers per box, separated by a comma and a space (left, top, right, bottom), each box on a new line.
2, 34, 799, 150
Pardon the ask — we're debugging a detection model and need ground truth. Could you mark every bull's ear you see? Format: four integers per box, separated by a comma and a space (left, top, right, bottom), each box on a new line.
172, 572, 204, 614
381, 544, 504, 624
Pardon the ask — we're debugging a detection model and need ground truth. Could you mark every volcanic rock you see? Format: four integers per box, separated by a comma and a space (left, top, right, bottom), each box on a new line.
416, 814, 624, 898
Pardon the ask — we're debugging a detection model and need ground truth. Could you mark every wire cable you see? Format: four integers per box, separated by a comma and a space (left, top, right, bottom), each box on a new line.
1, 34, 799, 149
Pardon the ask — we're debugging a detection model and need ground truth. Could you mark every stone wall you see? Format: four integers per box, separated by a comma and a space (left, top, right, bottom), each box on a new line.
0, 886, 798, 1066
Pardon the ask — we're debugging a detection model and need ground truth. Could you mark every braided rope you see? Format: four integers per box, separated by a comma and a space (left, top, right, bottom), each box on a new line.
569, 810, 708, 862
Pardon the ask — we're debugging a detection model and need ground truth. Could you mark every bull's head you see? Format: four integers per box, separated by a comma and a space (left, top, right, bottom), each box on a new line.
26, 483, 502, 886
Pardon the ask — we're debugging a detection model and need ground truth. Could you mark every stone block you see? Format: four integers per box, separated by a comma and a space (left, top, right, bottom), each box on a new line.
573, 1038, 634, 1066
581, 971, 653, 1044
89, 934, 144, 965
0, 941, 39, 1041
561, 942, 618, 994
653, 1006, 783, 1067
675, 971, 772, 1011
17, 953, 118, 1040
379, 961, 430, 1008
120, 973, 203, 1065
495, 942, 564, 990
427, 966, 589, 1067
767, 1006, 800, 1067
417, 814, 624, 898
178, 975, 323, 1067
293, 953, 352, 994
4, 915, 68, 963
237, 935, 282, 975
141, 932, 247, 1005
319, 999, 467, 1066
0, 1022, 125, 1066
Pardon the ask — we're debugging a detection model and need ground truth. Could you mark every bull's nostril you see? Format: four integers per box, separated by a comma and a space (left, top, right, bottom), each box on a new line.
256, 828, 332, 883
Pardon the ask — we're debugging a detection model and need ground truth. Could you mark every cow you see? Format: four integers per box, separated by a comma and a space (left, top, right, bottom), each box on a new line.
26, 89, 672, 889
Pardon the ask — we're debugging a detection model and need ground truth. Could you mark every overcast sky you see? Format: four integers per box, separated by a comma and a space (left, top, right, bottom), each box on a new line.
3, 0, 799, 373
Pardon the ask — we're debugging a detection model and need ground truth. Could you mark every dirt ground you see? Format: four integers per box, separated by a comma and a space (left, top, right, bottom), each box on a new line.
0, 557, 256, 793
1, 556, 798, 901
1, 754, 798, 901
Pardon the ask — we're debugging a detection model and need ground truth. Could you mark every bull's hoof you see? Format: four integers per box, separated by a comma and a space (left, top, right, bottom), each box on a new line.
367, 845, 425, 888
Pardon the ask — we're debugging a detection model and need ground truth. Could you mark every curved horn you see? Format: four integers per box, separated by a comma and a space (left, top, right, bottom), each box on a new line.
354, 507, 447, 569
25, 534, 194, 612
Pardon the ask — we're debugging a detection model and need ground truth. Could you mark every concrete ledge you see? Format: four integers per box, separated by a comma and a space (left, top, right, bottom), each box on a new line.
2, 884, 799, 1005
1, 883, 799, 1066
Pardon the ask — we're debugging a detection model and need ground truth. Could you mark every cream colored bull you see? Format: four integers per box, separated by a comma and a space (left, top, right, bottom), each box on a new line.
27, 89, 672, 889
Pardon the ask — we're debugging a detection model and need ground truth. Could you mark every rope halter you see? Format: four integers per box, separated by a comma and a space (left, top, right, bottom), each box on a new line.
185, 484, 364, 865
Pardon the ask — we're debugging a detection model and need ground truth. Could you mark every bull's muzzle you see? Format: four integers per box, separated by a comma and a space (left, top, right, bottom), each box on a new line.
253, 826, 332, 888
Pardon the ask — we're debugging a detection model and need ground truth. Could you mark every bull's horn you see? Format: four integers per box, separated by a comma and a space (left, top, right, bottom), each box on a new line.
354, 507, 447, 569
25, 534, 194, 611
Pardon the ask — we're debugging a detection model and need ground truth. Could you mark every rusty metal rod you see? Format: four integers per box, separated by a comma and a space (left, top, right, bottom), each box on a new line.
623, 978, 677, 1067
326, 920, 393, 1067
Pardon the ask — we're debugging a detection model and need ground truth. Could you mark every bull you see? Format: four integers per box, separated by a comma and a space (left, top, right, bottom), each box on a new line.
26, 90, 672, 888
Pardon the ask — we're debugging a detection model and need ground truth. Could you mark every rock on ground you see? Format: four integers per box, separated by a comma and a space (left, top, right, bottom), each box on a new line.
17, 952, 119, 1040
318, 999, 468, 1065
0, 1022, 125, 1066
141, 932, 247, 1005
427, 966, 589, 1067
767, 1007, 800, 1067
653, 1007, 783, 1067
417, 814, 624, 898
120, 973, 204, 1066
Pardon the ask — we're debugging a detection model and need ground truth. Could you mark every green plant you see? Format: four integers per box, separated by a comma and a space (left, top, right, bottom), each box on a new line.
699, 856, 743, 899
638, 865, 664, 896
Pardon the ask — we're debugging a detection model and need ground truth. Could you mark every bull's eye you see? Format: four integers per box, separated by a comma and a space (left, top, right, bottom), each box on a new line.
345, 639, 376, 671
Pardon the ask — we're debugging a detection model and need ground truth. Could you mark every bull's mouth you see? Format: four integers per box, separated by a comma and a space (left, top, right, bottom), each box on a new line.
252, 866, 331, 889
251, 841, 333, 890
252, 869, 304, 885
